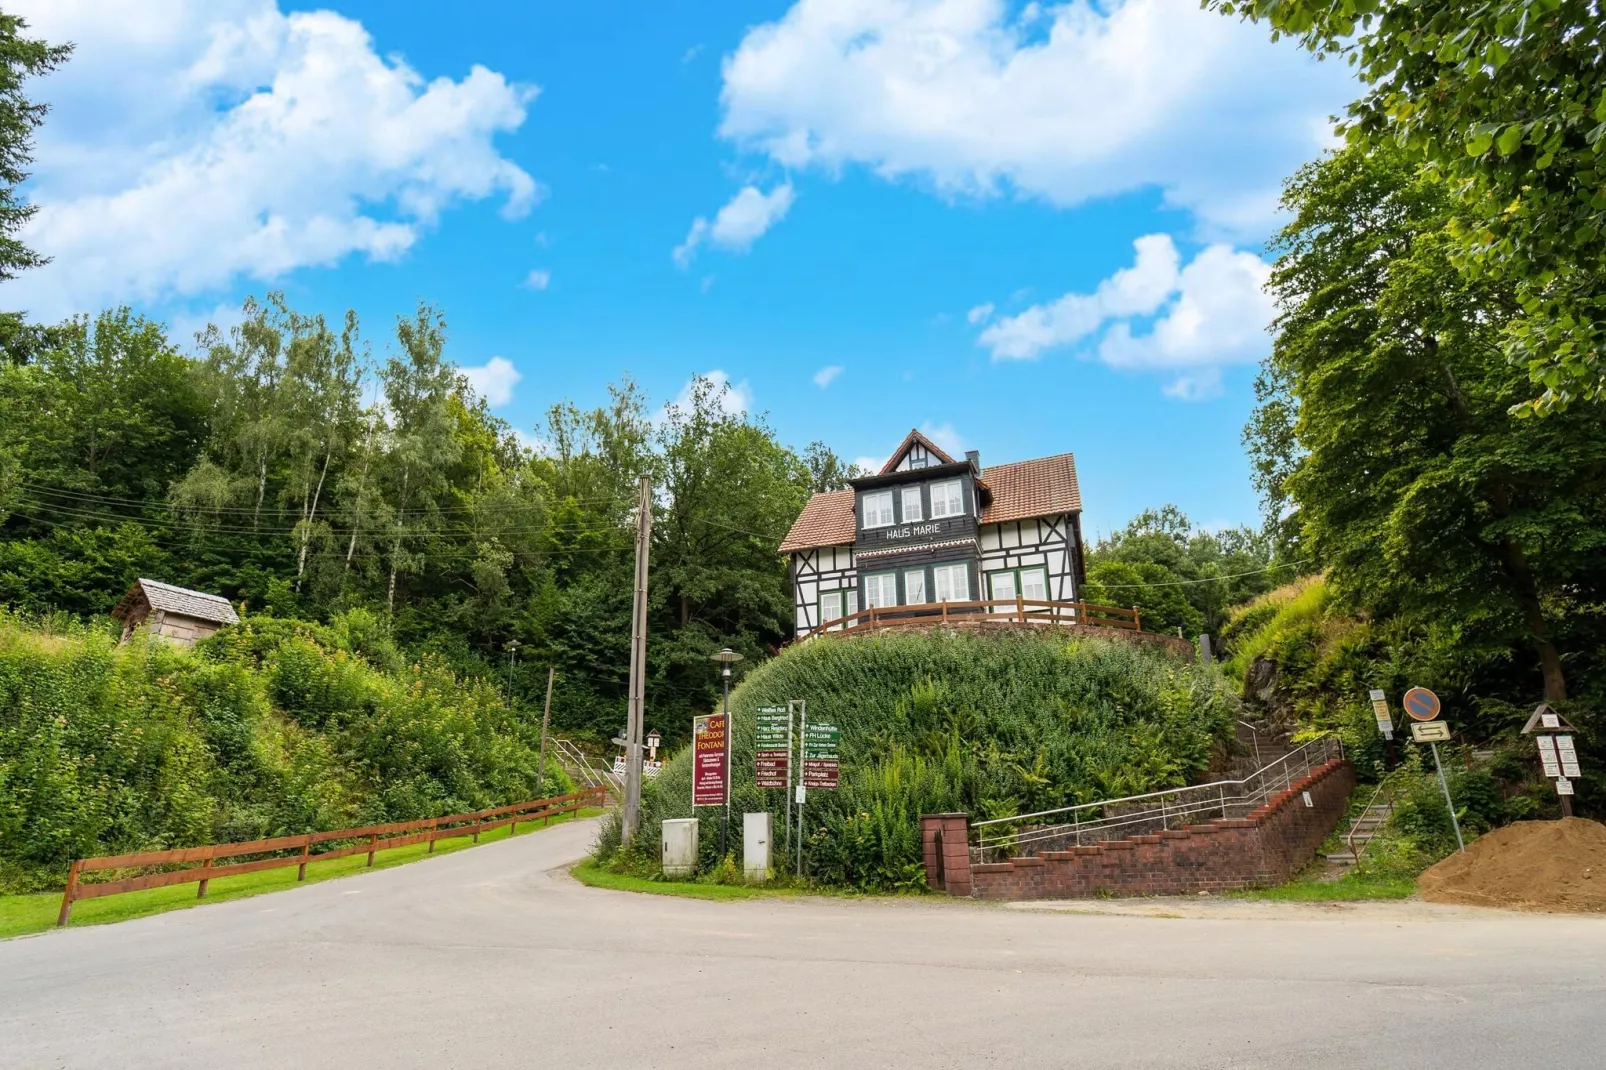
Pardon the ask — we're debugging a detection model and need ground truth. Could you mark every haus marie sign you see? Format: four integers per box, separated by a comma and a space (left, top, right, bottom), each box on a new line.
884, 523, 942, 540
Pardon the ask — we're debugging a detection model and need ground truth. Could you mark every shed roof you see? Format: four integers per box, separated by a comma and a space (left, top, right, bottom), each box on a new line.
113, 579, 240, 625
778, 452, 1082, 553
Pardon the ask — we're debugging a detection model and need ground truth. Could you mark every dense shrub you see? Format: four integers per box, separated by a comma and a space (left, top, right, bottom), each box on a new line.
0, 610, 570, 892
597, 630, 1237, 890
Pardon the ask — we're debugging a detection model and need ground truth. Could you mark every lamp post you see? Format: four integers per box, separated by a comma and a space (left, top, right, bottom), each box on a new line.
503, 639, 521, 708
709, 647, 744, 859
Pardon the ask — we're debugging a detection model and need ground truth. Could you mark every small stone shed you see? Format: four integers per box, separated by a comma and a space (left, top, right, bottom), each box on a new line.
111, 579, 240, 647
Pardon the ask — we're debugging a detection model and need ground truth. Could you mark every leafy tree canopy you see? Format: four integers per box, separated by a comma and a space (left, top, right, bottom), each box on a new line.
1210, 0, 1606, 413
1252, 144, 1606, 702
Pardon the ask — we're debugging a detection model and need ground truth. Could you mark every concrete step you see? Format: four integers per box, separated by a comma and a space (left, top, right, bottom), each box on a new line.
1323, 851, 1357, 865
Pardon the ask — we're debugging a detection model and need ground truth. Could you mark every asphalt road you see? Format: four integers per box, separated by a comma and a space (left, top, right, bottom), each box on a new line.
3, 818, 1603, 1069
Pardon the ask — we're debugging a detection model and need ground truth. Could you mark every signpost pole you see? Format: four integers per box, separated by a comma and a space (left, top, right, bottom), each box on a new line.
1429, 742, 1465, 853
796, 701, 807, 878
784, 700, 795, 856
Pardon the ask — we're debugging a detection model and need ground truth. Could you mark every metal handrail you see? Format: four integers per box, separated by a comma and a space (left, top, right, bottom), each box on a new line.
970, 736, 1344, 863
1347, 780, 1395, 864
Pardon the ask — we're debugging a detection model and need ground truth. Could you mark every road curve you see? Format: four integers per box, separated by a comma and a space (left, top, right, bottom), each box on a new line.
2, 818, 1603, 1069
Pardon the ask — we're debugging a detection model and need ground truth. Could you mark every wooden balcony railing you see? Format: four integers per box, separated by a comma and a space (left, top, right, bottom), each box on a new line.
796, 597, 1142, 643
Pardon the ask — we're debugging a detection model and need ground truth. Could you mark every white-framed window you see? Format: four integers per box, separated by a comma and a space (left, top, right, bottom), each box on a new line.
901, 485, 923, 522
988, 571, 1016, 601
820, 589, 859, 629
865, 572, 898, 609
1021, 567, 1048, 601
862, 490, 895, 528
904, 568, 927, 605
933, 563, 970, 602
930, 479, 964, 518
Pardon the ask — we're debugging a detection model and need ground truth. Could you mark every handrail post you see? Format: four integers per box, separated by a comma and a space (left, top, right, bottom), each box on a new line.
57, 859, 81, 927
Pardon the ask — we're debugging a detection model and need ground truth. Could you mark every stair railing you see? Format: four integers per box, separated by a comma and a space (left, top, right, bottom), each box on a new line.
1346, 780, 1396, 865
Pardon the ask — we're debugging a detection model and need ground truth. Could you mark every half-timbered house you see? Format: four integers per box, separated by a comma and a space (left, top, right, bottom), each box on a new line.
779, 430, 1088, 638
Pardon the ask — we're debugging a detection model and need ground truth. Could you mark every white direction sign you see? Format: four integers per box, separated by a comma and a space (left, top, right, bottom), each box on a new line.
1556, 735, 1581, 779
1537, 736, 1562, 778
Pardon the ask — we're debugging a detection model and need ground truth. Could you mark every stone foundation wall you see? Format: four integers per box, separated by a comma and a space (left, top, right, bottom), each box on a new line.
923, 759, 1356, 900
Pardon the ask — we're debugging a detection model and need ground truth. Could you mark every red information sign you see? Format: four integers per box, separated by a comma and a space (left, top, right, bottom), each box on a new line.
802, 758, 839, 789
755, 751, 790, 789
692, 713, 728, 807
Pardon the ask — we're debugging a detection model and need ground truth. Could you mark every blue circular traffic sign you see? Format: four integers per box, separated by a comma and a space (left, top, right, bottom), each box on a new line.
1403, 687, 1441, 721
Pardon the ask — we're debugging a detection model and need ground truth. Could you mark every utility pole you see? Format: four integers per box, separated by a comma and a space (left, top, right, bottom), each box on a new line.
536, 666, 555, 794
622, 475, 652, 846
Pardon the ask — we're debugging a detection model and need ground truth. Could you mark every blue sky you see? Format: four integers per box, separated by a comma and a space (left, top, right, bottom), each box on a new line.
11, 0, 1355, 536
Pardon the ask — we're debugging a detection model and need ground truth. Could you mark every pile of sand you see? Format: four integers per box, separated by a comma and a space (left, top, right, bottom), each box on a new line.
1418, 817, 1606, 913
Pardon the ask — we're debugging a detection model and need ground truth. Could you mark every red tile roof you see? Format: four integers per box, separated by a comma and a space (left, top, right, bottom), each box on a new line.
778, 488, 856, 553
778, 453, 1082, 553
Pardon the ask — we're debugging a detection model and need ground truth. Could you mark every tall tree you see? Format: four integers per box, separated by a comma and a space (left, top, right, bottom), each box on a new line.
0, 13, 71, 365
379, 305, 462, 614
1211, 0, 1606, 413
1254, 146, 1606, 701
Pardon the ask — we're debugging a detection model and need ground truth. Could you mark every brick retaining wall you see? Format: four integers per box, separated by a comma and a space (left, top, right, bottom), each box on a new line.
922, 758, 1356, 900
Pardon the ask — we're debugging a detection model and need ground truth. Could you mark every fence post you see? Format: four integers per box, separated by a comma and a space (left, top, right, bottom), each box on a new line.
197, 855, 213, 898
1016, 595, 1024, 624
367, 834, 378, 866
57, 859, 81, 927
428, 818, 437, 854
509, 811, 518, 838
298, 837, 310, 881
1132, 605, 1142, 632
472, 822, 480, 845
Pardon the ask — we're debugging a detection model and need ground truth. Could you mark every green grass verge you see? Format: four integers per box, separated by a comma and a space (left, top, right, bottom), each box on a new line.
569, 858, 811, 901
1232, 874, 1418, 902
0, 808, 604, 941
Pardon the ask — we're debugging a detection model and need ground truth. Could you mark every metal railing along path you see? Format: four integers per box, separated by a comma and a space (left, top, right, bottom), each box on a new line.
970, 737, 1345, 864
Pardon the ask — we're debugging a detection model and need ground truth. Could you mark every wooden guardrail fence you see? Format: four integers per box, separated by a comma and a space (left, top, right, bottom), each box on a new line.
57, 785, 607, 926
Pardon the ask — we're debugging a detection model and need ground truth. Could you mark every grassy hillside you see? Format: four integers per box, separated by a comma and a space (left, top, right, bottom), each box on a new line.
0, 609, 570, 893
598, 630, 1237, 890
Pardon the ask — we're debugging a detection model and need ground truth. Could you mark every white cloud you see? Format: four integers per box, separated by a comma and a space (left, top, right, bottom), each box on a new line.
980, 233, 1179, 360
853, 455, 887, 473
8, 0, 538, 319
966, 303, 995, 325
460, 356, 522, 407
1160, 369, 1224, 402
920, 421, 967, 457
512, 427, 551, 455
523, 269, 552, 290
673, 183, 796, 266
669, 370, 754, 419
718, 0, 1352, 235
813, 364, 844, 388
977, 233, 1274, 394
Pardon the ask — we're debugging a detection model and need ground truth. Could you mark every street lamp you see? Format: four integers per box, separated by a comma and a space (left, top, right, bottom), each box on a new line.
503, 639, 521, 708
708, 647, 744, 858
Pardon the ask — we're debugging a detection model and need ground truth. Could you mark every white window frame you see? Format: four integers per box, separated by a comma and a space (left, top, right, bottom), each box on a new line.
901, 485, 923, 523
862, 490, 895, 528
988, 571, 1017, 601
930, 479, 964, 518
864, 572, 898, 609
933, 563, 970, 602
1020, 567, 1048, 601
904, 568, 927, 605
820, 588, 859, 629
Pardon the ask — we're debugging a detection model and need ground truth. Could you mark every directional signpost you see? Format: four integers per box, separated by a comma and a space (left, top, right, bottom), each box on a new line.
1521, 704, 1580, 816
755, 706, 791, 788
793, 706, 840, 876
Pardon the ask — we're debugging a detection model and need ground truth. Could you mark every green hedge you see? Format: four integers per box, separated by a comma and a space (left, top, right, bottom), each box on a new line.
0, 609, 570, 893
598, 629, 1236, 890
